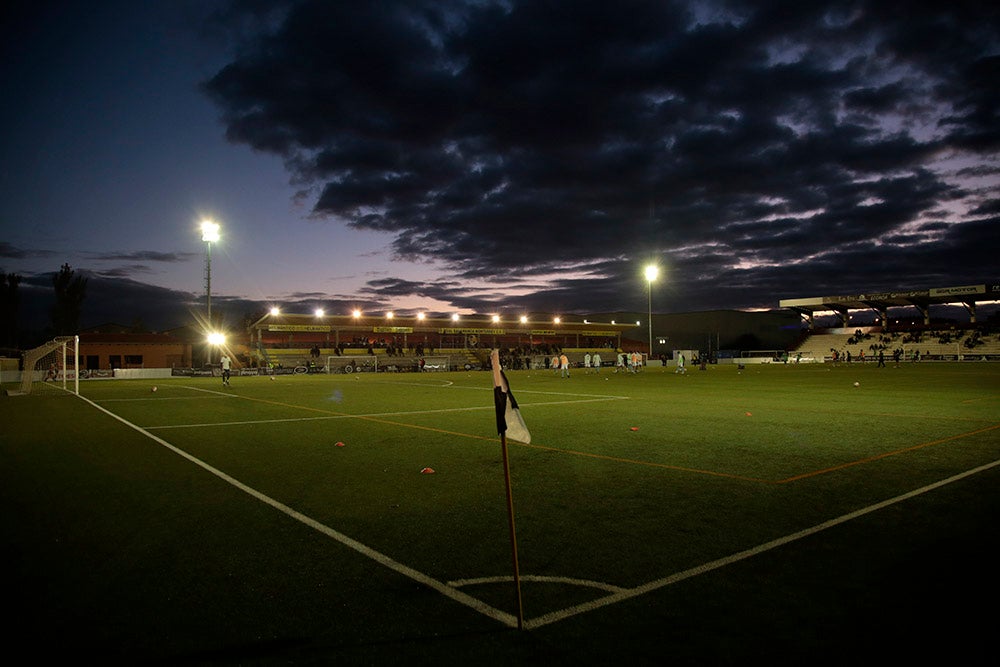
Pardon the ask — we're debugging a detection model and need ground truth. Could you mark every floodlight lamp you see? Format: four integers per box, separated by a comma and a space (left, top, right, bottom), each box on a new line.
492, 315, 500, 324
270, 307, 280, 316
644, 265, 659, 282
417, 312, 426, 321
352, 309, 361, 318
554, 317, 561, 324
520, 315, 528, 324
207, 332, 225, 346
386, 311, 394, 319
452, 313, 460, 322
201, 220, 220, 243
315, 308, 324, 317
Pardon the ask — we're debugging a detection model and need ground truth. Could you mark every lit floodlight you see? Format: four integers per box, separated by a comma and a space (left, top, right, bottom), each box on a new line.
207, 332, 225, 346
352, 309, 361, 318
417, 312, 426, 321
386, 311, 394, 319
201, 220, 220, 243
554, 317, 561, 324
452, 313, 460, 321
315, 308, 324, 317
270, 307, 280, 316
644, 264, 659, 357
520, 315, 528, 324
492, 315, 500, 324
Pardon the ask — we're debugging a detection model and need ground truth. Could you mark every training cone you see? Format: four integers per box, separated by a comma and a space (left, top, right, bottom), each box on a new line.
745, 412, 752, 416
335, 441, 345, 447
629, 426, 639, 431
420, 467, 436, 474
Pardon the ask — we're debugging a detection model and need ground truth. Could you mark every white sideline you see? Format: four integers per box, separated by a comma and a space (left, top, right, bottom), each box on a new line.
524, 457, 1000, 629
74, 392, 520, 629
73, 390, 1000, 632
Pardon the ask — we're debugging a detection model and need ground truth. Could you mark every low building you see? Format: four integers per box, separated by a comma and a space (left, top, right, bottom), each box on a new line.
77, 327, 192, 370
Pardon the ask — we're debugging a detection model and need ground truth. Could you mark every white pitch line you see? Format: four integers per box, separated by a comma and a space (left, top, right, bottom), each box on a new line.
72, 392, 519, 629
99, 396, 232, 402
524, 457, 1000, 630
449, 574, 627, 594
146, 394, 627, 430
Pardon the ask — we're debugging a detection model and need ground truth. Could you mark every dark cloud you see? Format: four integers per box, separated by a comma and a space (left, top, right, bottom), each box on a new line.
202, 0, 1000, 313
86, 251, 196, 263
0, 242, 56, 261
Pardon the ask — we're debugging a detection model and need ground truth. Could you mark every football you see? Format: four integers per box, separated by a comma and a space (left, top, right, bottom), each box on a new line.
151, 386, 157, 392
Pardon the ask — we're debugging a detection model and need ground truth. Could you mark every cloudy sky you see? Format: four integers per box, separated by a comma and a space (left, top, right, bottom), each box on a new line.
2, 0, 998, 332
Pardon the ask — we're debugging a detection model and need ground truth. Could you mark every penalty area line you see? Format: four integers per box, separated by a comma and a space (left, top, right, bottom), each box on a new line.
525, 456, 1000, 630
72, 392, 519, 629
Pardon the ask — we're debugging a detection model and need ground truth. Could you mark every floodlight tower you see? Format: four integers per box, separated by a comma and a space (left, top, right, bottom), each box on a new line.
201, 220, 220, 363
644, 264, 659, 358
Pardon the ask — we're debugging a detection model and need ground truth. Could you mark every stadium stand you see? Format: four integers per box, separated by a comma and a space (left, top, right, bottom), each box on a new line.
789, 327, 1000, 362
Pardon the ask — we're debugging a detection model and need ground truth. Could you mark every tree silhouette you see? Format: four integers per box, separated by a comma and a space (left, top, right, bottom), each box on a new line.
51, 264, 88, 335
1, 272, 21, 346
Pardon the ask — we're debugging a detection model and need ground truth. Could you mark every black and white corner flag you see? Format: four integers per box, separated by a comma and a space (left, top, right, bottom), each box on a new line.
491, 349, 531, 444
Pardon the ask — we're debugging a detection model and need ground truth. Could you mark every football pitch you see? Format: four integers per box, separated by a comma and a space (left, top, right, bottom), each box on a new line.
3, 362, 999, 664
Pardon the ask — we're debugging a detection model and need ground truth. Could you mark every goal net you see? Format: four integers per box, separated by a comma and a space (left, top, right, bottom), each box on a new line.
418, 355, 450, 372
327, 355, 379, 374
13, 336, 79, 396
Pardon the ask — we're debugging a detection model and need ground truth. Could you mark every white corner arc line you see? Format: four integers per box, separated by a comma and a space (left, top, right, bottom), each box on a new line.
449, 575, 627, 594
524, 457, 1000, 630
73, 393, 519, 629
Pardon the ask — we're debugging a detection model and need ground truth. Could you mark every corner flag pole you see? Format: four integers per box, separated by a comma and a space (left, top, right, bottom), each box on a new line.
500, 431, 525, 630
491, 349, 525, 630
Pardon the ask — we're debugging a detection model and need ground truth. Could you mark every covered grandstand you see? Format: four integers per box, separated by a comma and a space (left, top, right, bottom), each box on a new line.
781, 282, 1000, 363
246, 311, 635, 372
780, 282, 999, 329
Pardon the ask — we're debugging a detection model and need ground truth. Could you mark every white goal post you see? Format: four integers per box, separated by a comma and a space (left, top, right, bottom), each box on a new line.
11, 336, 79, 396
327, 355, 379, 374
418, 355, 450, 372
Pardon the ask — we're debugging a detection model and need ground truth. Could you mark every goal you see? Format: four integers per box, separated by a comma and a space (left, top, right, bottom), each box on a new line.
327, 355, 379, 374
11, 336, 79, 396
418, 355, 451, 372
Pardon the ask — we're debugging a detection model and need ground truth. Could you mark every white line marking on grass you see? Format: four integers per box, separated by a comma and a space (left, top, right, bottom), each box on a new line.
146, 394, 627, 430
148, 398, 622, 430
99, 396, 231, 402
73, 393, 520, 629
525, 457, 1000, 630
449, 575, 627, 594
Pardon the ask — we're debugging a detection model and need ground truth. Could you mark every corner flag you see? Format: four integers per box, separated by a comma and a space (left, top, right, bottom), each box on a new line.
491, 350, 531, 444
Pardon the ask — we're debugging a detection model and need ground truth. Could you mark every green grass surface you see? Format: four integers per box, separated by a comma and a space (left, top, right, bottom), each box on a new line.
3, 362, 999, 664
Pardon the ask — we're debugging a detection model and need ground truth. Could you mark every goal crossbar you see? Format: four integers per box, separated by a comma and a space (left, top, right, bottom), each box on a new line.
14, 336, 79, 396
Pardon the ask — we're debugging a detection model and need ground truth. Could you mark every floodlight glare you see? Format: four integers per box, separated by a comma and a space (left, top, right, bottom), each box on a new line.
492, 315, 500, 323
201, 220, 220, 243
645, 264, 661, 356
520, 315, 528, 324
353, 309, 362, 318
270, 307, 280, 316
207, 332, 225, 346
386, 311, 394, 319
417, 312, 426, 321
452, 313, 460, 321
315, 308, 324, 317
